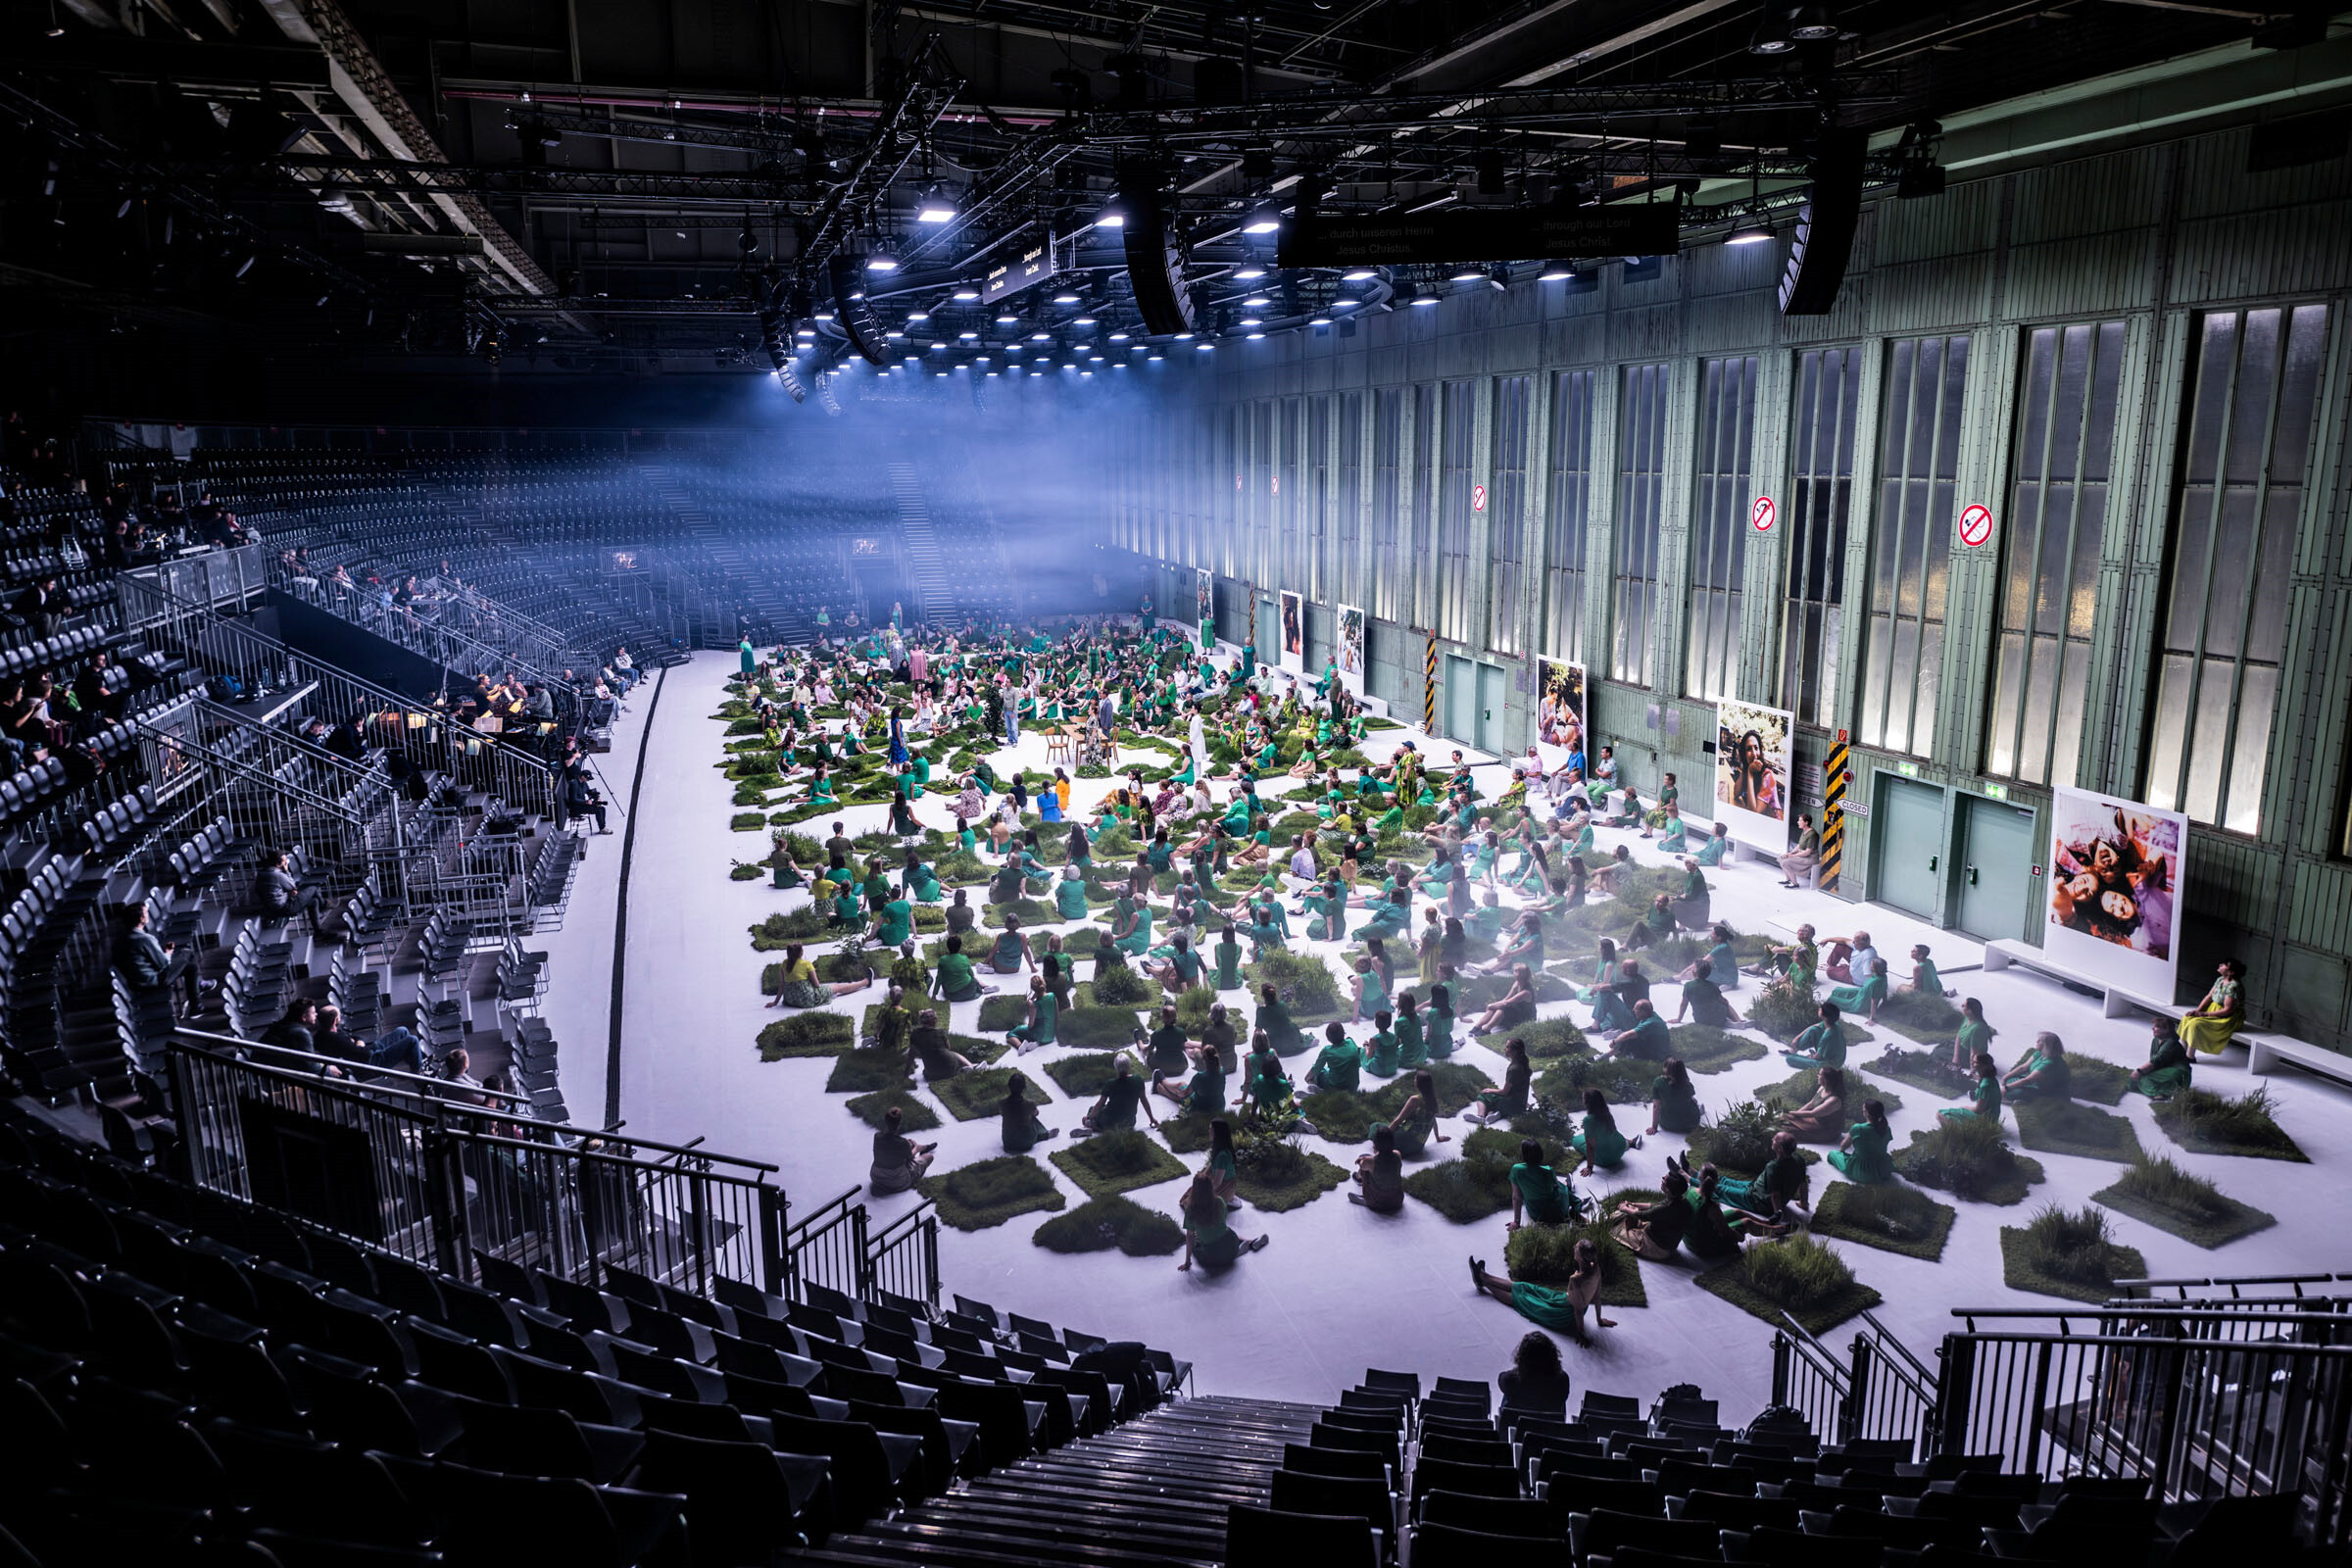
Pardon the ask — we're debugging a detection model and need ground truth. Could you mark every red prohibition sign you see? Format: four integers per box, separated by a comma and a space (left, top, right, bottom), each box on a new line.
1472, 483, 1489, 513
1750, 495, 1777, 533
1958, 503, 1995, 547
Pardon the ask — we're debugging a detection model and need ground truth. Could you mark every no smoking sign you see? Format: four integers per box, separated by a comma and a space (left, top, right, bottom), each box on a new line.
1472, 483, 1488, 513
1750, 496, 1777, 533
1959, 503, 1995, 548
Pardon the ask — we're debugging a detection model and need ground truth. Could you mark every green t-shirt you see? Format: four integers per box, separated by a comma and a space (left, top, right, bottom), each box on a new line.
1309, 1039, 1363, 1092
1097, 1074, 1146, 1128
937, 952, 976, 994
1363, 1029, 1399, 1076
1510, 1162, 1573, 1224
876, 899, 913, 947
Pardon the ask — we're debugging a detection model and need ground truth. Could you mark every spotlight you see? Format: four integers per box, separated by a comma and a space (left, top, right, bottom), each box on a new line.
953, 285, 979, 301
1149, 352, 1163, 361
1095, 198, 1127, 229
915, 185, 957, 222
1409, 286, 1439, 307
1235, 265, 1266, 280
1073, 315, 1096, 325
865, 249, 900, 271
1540, 259, 1576, 280
1748, 4, 1794, 54
1108, 330, 1129, 341
906, 310, 929, 321
1054, 291, 1081, 304
996, 312, 1018, 324
1030, 330, 1052, 341
1488, 262, 1511, 290
1307, 314, 1331, 326
1726, 220, 1773, 245
886, 329, 905, 338
1333, 300, 1357, 310
1241, 204, 1282, 235
813, 309, 835, 321
1788, 3, 1838, 39
1247, 330, 1266, 338
1174, 330, 1195, 339
957, 330, 978, 339
1196, 342, 1213, 351
1449, 265, 1484, 282
1244, 295, 1271, 307
1239, 317, 1262, 327
234, 254, 257, 278
1342, 267, 1375, 281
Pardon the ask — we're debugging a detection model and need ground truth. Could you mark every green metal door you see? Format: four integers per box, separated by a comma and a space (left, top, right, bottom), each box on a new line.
1446, 655, 1478, 743
1477, 663, 1510, 754
1955, 795, 2038, 943
1872, 775, 1947, 919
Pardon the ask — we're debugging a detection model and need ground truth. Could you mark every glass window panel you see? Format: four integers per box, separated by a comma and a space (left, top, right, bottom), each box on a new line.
1491, 376, 1531, 654
1612, 363, 1670, 686
1782, 346, 1862, 728
1337, 392, 1362, 609
1544, 369, 1595, 662
1686, 355, 1758, 701
1862, 334, 1970, 757
2147, 305, 2327, 834
1371, 388, 1401, 620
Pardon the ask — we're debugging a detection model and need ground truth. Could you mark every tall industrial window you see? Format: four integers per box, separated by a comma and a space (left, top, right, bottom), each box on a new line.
1281, 398, 1304, 587
1336, 392, 1362, 610
1544, 369, 1596, 662
1610, 363, 1670, 686
1410, 383, 1436, 626
1490, 376, 1531, 654
1686, 355, 1759, 701
2147, 304, 2329, 835
1782, 348, 1862, 727
1307, 397, 1331, 600
1986, 320, 2127, 786
1435, 379, 1477, 641
1371, 389, 1401, 619
1858, 333, 1969, 757
1222, 404, 1246, 578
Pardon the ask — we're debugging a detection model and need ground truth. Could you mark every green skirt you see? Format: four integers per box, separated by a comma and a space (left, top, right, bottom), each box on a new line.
1507, 1281, 1587, 1333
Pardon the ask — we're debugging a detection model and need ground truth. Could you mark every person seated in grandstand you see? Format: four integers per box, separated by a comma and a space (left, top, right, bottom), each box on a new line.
312, 1004, 423, 1077
112, 903, 194, 1018
254, 849, 317, 923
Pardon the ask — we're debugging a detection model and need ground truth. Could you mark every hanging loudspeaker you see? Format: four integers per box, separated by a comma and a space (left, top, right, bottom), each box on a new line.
1778, 129, 1868, 318
828, 256, 890, 368
1120, 177, 1196, 336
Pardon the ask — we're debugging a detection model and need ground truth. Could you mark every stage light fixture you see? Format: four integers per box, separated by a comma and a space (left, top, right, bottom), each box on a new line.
1788, 3, 1838, 39
1095, 199, 1127, 228
1450, 265, 1484, 282
957, 330, 978, 339
907, 310, 929, 321
1031, 330, 1052, 341
1242, 204, 1282, 234
1539, 260, 1576, 280
1488, 263, 1511, 289
996, 312, 1018, 323
865, 249, 900, 272
1174, 330, 1195, 339
1236, 266, 1266, 280
1073, 315, 1096, 325
1054, 291, 1081, 304
1108, 330, 1130, 341
953, 285, 979, 301
1342, 267, 1376, 281
915, 186, 957, 223
1244, 295, 1270, 307
1239, 317, 1262, 327
1334, 300, 1358, 310
1308, 314, 1331, 326
1409, 287, 1439, 306
1748, 4, 1794, 54
1727, 220, 1773, 245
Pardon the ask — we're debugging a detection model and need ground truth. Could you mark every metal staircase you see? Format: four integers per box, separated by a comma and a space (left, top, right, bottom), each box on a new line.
639, 464, 796, 645
886, 462, 948, 625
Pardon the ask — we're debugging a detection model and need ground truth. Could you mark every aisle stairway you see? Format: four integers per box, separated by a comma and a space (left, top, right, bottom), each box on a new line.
641, 464, 796, 643
791, 1395, 1318, 1567
887, 462, 947, 625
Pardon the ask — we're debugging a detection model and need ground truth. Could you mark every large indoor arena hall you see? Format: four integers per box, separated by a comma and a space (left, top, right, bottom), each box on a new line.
5, 1, 2352, 1563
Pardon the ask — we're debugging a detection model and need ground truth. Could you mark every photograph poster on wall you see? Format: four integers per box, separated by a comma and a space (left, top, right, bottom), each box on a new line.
1195, 567, 1214, 651
1278, 590, 1305, 673
1714, 698, 1795, 851
1336, 604, 1366, 696
2044, 787, 2185, 1003
1536, 660, 1587, 773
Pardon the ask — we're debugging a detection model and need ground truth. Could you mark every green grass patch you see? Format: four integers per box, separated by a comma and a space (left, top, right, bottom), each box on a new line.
730, 863, 764, 881
756, 1012, 854, 1060
1050, 1130, 1190, 1199
1245, 950, 1344, 1019
2013, 1097, 2141, 1163
1158, 1114, 1217, 1154
934, 1066, 1052, 1122
1518, 1017, 1592, 1061
1505, 1219, 1647, 1309
2092, 1154, 2278, 1250
846, 1089, 940, 1131
1448, 968, 1575, 1012
1809, 1182, 1955, 1261
982, 898, 1057, 927
1761, 1066, 1904, 1116
1696, 1235, 1882, 1336
1893, 1117, 2046, 1205
1868, 987, 1964, 1044
1999, 1204, 2147, 1304
825, 1051, 911, 1095
1402, 1127, 1572, 1224
750, 907, 830, 950
1234, 1135, 1349, 1212
2065, 1056, 2132, 1105
2151, 1087, 2308, 1162
1084, 966, 1162, 1009
1032, 1196, 1184, 1256
1669, 1024, 1770, 1074
1683, 1099, 1784, 1176
975, 994, 1029, 1032
1745, 979, 1824, 1042
1056, 1006, 1148, 1051
921, 1155, 1066, 1232
1865, 1046, 1964, 1101
1043, 1052, 1138, 1100
1534, 1055, 1659, 1110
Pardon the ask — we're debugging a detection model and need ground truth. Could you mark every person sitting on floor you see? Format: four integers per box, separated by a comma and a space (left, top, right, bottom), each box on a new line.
1611, 1168, 1694, 1261
2002, 1032, 2073, 1102
1783, 1000, 1847, 1071
1352, 1122, 1405, 1214
1077, 1055, 1157, 1137
1603, 998, 1674, 1062
1469, 1244, 1614, 1344
1304, 1021, 1364, 1094
1647, 1056, 1701, 1136
867, 1104, 936, 1195
1672, 958, 1737, 1027
1465, 1037, 1533, 1126
1779, 1064, 1849, 1143
2128, 1017, 2192, 1101
1509, 1138, 1583, 1229
1571, 1088, 1638, 1174
1827, 1099, 1894, 1184
1001, 1072, 1056, 1152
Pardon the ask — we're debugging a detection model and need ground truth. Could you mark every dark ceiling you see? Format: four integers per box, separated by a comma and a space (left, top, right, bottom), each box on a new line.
0, 0, 2335, 378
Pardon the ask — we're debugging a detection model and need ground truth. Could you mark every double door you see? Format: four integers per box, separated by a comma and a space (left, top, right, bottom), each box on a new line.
1869, 774, 2035, 942
1443, 656, 1510, 754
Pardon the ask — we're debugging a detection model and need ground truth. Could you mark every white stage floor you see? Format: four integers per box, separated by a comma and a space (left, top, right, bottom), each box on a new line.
537, 649, 2351, 1421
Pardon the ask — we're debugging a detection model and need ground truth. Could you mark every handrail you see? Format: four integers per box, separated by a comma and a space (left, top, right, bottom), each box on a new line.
171, 1030, 780, 1174
270, 562, 578, 695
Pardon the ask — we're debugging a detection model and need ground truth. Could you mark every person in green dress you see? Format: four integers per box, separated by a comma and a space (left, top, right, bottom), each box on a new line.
1111, 893, 1156, 956
1947, 997, 1997, 1082
1000, 1071, 1056, 1152
1509, 1139, 1583, 1230
1646, 1056, 1702, 1136
1698, 1132, 1810, 1231
1900, 943, 1946, 1000
904, 852, 942, 905
1352, 1122, 1406, 1213
2179, 959, 2247, 1055
870, 984, 915, 1058
1466, 1036, 1533, 1125
1362, 1011, 1400, 1077
1827, 958, 1890, 1023
990, 916, 1036, 979
1671, 959, 1737, 1028
1381, 1068, 1447, 1157
1304, 1022, 1365, 1093
1827, 1099, 1894, 1184
1078, 1054, 1156, 1136
1142, 1006, 1191, 1077
1468, 1245, 1614, 1344
1350, 888, 1411, 943
1941, 1052, 2004, 1127
1152, 1039, 1226, 1115
1202, 1117, 1242, 1208
1243, 1033, 1299, 1122
1253, 982, 1306, 1056
930, 934, 987, 1003
1212, 926, 1246, 990
2128, 1017, 2193, 1101
1054, 864, 1092, 923
1179, 1169, 1266, 1271
1424, 984, 1457, 1060
1148, 932, 1206, 996
1571, 1089, 1634, 1174
2001, 1032, 2073, 1102
907, 1007, 975, 1080
1393, 992, 1428, 1070
874, 890, 915, 950
1783, 1000, 1848, 1071
1693, 822, 1730, 867
1006, 975, 1059, 1051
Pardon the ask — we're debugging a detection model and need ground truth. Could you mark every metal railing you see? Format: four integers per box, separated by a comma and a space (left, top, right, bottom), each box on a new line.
269, 563, 579, 697
127, 575, 558, 816
118, 543, 267, 624
1935, 1314, 2352, 1544
167, 1032, 786, 1299
783, 1187, 868, 1306
1771, 1309, 1936, 1455
867, 1200, 941, 1312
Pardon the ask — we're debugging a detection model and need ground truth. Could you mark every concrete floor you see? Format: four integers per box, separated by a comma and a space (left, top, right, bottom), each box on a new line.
537, 648, 2352, 1422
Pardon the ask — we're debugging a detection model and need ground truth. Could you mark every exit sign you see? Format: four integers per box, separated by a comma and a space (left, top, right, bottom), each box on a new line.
1983, 783, 2007, 800
1896, 761, 1921, 777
